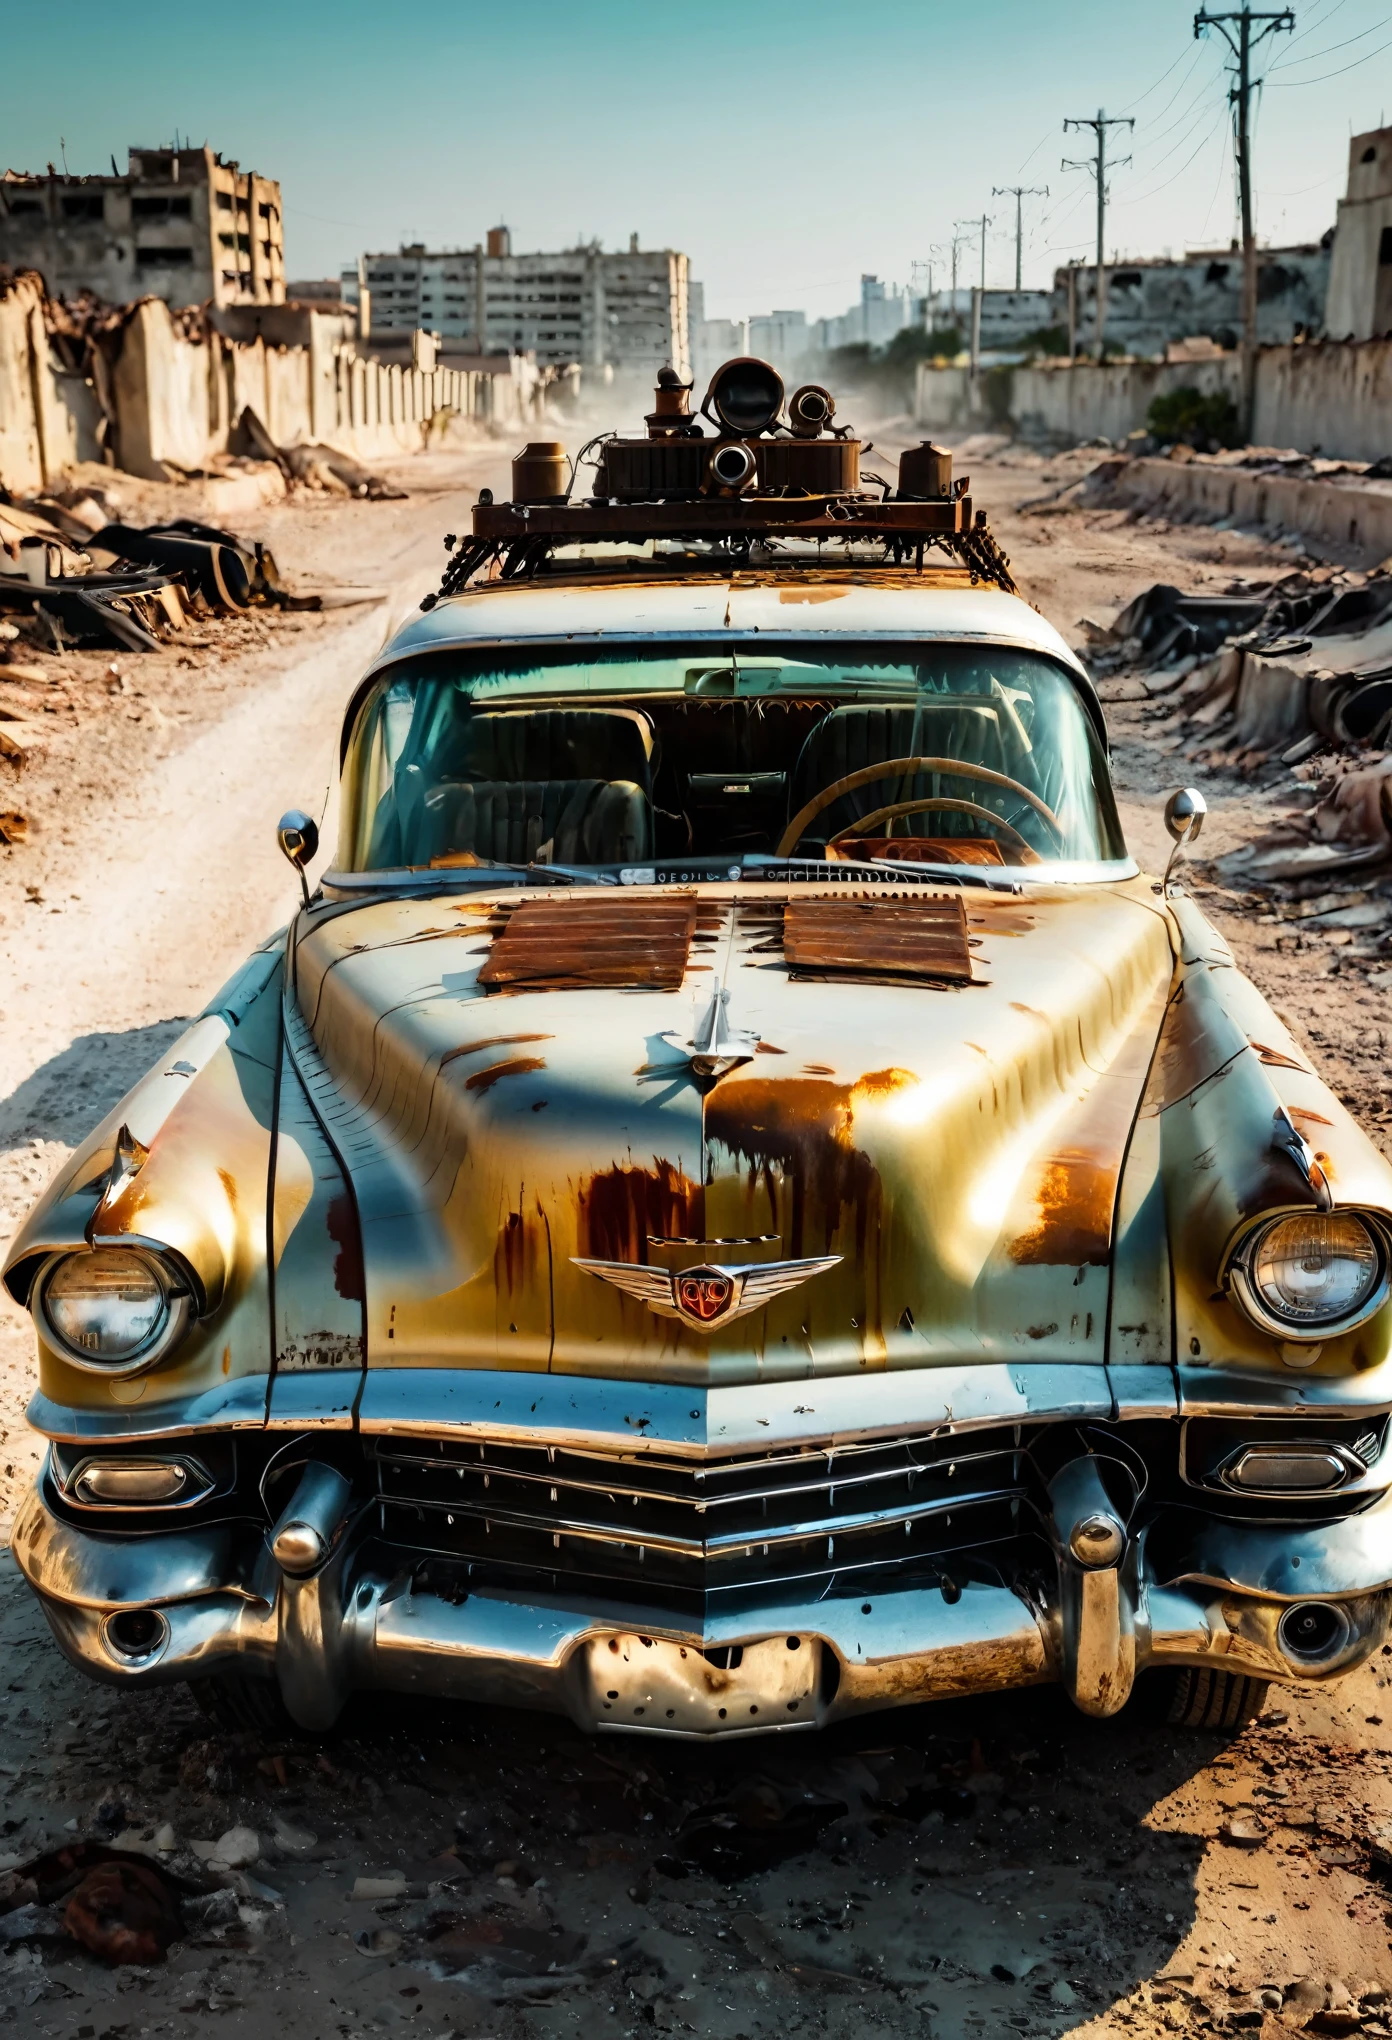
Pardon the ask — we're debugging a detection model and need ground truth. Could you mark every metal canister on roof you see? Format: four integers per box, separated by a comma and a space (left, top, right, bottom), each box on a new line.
511, 442, 569, 503
897, 442, 953, 500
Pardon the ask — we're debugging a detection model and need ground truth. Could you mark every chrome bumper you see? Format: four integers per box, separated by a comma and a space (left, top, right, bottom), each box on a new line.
13, 1482, 1392, 1735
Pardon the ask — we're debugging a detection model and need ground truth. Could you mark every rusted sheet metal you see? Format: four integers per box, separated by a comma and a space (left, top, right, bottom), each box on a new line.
3, 976, 284, 1418
478, 896, 698, 991
1007, 974, 1169, 1268
782, 896, 973, 985
1147, 895, 1392, 1382
264, 880, 1178, 1385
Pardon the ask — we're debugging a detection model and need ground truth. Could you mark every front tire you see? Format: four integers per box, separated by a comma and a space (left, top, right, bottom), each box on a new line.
1161, 1666, 1270, 1731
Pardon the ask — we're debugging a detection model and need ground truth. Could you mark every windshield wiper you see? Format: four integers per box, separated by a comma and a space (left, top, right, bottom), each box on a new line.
742, 854, 1021, 893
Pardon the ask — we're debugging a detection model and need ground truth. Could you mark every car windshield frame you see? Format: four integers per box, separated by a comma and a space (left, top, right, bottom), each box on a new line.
334, 636, 1131, 886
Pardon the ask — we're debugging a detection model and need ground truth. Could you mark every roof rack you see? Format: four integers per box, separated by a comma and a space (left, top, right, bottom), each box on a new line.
424, 357, 1017, 608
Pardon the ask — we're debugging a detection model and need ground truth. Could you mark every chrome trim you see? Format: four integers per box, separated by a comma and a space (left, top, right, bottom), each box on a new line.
1176, 1363, 1392, 1418
267, 1370, 361, 1430
9, 1486, 266, 1610
1222, 1443, 1360, 1497
571, 1254, 842, 1331
34, 1247, 193, 1380
270, 1462, 354, 1577
1224, 1211, 1392, 1343
1108, 1366, 1178, 1419
379, 1427, 1017, 1515
16, 1483, 1392, 1726
415, 1482, 1020, 1565
27, 1377, 271, 1443
356, 1363, 1113, 1458
1151, 1482, 1392, 1599
66, 1454, 213, 1510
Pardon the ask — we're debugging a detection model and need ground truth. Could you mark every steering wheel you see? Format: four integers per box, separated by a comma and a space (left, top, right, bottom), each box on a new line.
775, 755, 1063, 859
830, 796, 1036, 861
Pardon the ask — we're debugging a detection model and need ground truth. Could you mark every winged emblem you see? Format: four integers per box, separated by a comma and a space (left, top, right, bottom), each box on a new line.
572, 1255, 841, 1331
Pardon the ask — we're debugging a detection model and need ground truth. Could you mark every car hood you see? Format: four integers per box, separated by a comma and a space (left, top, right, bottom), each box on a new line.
288, 878, 1175, 1387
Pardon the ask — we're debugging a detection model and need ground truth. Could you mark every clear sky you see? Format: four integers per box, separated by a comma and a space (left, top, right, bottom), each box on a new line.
6, 0, 1391, 320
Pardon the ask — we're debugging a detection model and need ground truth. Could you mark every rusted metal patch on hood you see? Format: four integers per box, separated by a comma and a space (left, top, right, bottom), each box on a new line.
478, 895, 698, 992
705, 1068, 915, 1258
782, 896, 973, 985
578, 1160, 705, 1264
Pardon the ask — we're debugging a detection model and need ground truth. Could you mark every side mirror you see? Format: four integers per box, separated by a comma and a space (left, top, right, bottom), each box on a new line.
277, 809, 320, 908
1162, 787, 1206, 890
1163, 787, 1207, 845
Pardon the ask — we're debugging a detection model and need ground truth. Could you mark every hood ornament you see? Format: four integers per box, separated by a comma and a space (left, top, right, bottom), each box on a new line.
573, 1254, 841, 1332
667, 985, 759, 1080
667, 908, 758, 1079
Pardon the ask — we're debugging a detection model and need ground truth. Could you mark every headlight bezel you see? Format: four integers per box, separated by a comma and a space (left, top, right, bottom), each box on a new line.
1225, 1208, 1391, 1342
34, 1245, 193, 1378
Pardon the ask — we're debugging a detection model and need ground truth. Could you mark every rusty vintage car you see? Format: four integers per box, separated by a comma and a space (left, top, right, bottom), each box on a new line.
9, 358, 1392, 1740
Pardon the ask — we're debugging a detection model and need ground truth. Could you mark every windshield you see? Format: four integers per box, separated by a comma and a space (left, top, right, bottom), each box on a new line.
337, 640, 1125, 874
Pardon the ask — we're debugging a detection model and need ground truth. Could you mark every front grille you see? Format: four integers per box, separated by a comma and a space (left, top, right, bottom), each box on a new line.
373, 1426, 1030, 1610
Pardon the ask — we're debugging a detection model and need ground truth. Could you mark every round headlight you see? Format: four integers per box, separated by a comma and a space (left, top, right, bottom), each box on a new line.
38, 1249, 188, 1376
1230, 1213, 1386, 1338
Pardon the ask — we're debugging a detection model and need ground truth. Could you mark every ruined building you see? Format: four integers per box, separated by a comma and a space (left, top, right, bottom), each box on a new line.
346, 228, 689, 378
1326, 125, 1392, 340
1054, 242, 1331, 356
0, 146, 284, 309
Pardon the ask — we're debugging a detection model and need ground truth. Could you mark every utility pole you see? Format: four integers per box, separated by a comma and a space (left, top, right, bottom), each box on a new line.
955, 215, 992, 293
1195, 5, 1294, 439
1062, 109, 1134, 359
992, 185, 1049, 291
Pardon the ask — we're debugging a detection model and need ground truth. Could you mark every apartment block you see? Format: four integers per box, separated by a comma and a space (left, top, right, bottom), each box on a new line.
348, 229, 688, 376
0, 146, 284, 309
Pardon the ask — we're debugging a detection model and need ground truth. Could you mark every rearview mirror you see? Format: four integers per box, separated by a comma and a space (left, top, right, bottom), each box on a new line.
277, 809, 320, 908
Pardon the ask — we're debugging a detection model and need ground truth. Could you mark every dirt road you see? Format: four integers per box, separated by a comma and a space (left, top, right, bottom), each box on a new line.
2, 427, 1391, 2040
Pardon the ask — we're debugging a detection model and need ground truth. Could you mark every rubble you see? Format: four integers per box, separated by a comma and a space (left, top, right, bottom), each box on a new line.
0, 1841, 190, 1966
0, 491, 325, 659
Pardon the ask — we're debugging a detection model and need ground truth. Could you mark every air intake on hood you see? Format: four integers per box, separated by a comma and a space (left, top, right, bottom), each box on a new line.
479, 895, 699, 991
782, 896, 973, 985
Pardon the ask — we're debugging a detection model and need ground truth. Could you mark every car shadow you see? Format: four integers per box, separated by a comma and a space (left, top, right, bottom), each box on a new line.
332, 1678, 1219, 2036
0, 1019, 193, 1154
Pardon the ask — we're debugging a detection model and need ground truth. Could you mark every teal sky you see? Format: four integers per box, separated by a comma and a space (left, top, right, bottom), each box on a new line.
6, 0, 1390, 317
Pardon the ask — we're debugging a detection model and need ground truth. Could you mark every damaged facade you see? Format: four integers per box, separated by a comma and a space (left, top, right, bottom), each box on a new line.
0, 147, 285, 310
348, 229, 690, 378
0, 272, 547, 496
1326, 125, 1392, 341
1055, 242, 1332, 357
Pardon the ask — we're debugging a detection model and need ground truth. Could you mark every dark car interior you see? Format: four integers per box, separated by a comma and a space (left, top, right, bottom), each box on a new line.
353, 645, 1123, 872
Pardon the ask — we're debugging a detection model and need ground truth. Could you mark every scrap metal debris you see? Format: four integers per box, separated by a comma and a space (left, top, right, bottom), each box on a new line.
0, 1841, 188, 1966
0, 494, 321, 653
674, 1776, 849, 1879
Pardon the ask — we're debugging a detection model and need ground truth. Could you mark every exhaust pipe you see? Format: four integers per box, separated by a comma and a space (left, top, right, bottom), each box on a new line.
1279, 1601, 1353, 1667
100, 1606, 170, 1667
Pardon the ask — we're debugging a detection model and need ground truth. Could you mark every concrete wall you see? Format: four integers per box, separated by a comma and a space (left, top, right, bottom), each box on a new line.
0, 277, 545, 493
915, 336, 1392, 463
1104, 457, 1392, 561
1252, 340, 1392, 462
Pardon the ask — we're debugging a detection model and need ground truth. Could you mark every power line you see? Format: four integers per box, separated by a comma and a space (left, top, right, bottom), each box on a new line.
1194, 6, 1296, 431
1267, 28, 1392, 78
992, 185, 1049, 288
1062, 108, 1135, 356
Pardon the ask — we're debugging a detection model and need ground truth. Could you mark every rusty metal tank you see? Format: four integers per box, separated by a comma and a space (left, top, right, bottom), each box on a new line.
898, 441, 954, 500
511, 442, 570, 504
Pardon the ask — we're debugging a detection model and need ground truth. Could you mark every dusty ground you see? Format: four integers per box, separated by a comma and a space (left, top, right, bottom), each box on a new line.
3, 419, 1392, 2039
